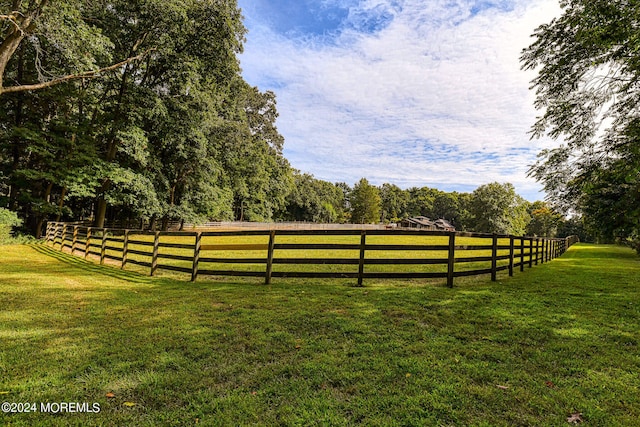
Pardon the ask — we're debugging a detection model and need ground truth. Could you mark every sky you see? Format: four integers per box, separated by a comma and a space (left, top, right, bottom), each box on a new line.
236, 0, 564, 201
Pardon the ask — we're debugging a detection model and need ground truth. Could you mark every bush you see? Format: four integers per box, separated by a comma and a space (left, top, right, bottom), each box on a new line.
627, 231, 640, 255
0, 208, 23, 244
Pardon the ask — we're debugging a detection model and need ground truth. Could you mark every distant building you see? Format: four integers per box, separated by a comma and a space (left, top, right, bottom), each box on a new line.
434, 218, 455, 231
400, 216, 455, 231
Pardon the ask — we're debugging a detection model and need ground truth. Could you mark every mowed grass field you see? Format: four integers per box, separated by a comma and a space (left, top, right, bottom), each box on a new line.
1, 242, 639, 426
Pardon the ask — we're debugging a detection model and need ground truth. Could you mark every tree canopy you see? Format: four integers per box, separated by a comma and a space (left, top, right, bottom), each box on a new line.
521, 0, 640, 249
0, 0, 293, 234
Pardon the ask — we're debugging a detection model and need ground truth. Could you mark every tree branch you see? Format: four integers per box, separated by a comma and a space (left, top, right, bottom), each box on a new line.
0, 49, 153, 95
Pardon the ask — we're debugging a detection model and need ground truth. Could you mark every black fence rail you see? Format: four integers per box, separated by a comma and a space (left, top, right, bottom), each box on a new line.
45, 222, 579, 287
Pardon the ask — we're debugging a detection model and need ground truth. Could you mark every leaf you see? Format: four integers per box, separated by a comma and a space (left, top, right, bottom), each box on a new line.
0, 391, 9, 395
123, 402, 136, 407
496, 385, 509, 390
105, 392, 116, 398
567, 412, 584, 424
405, 373, 412, 378
545, 380, 556, 388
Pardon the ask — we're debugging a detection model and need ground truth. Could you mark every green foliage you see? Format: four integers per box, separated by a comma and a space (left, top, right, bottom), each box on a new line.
0, 207, 21, 243
0, 0, 293, 232
280, 172, 346, 223
379, 183, 408, 222
526, 201, 563, 237
349, 178, 381, 224
522, 0, 640, 245
469, 182, 531, 235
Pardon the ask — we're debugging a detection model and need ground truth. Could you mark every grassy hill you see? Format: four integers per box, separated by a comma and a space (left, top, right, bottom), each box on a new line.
1, 242, 638, 426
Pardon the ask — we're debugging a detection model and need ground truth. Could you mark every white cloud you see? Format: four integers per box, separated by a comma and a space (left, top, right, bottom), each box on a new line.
238, 0, 563, 200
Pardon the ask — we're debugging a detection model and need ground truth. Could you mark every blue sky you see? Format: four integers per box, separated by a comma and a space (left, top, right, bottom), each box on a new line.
237, 0, 563, 200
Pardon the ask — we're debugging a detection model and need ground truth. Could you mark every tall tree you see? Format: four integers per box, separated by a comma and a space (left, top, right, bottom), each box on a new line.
349, 178, 381, 224
469, 182, 530, 235
526, 201, 562, 237
379, 183, 408, 222
521, 0, 640, 247
217, 80, 293, 222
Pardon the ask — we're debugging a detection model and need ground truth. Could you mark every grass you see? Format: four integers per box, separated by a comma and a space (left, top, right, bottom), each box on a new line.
0, 242, 639, 426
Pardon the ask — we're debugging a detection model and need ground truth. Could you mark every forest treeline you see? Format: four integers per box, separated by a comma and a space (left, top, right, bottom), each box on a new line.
281, 176, 581, 239
1, 0, 291, 236
0, 0, 604, 244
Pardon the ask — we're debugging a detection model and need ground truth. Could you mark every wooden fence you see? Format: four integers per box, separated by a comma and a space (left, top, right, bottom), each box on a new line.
45, 222, 579, 287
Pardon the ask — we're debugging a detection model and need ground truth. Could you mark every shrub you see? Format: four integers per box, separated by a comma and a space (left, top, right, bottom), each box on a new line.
0, 208, 22, 244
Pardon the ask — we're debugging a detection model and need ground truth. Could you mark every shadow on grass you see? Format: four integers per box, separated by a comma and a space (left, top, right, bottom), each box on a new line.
31, 243, 153, 284
31, 243, 271, 290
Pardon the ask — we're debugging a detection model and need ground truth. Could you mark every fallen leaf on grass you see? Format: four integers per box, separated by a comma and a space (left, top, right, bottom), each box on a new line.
123, 402, 136, 407
496, 385, 509, 390
545, 381, 556, 388
105, 392, 116, 398
405, 373, 412, 378
0, 391, 9, 395
567, 412, 584, 424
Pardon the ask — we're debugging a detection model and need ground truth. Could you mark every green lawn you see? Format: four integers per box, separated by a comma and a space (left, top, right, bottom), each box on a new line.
1, 242, 638, 426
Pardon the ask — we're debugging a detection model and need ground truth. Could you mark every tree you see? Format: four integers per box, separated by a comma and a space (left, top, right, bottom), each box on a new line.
280, 172, 345, 223
217, 80, 293, 222
521, 0, 640, 247
406, 186, 436, 217
1, 0, 295, 234
379, 183, 408, 222
526, 201, 562, 237
349, 178, 381, 224
0, 1, 148, 95
469, 182, 530, 235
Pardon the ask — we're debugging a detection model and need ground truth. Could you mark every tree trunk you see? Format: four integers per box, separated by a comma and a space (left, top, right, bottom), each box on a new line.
34, 181, 54, 238
0, 3, 45, 93
55, 187, 66, 221
95, 197, 107, 227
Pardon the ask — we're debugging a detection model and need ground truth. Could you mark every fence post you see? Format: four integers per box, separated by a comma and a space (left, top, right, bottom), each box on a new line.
357, 231, 366, 287
544, 239, 549, 262
529, 238, 533, 268
72, 225, 79, 254
100, 228, 107, 265
191, 232, 202, 282
491, 234, 498, 282
122, 230, 129, 269
61, 223, 67, 249
520, 237, 525, 272
447, 232, 456, 288
151, 231, 160, 276
265, 230, 276, 285
85, 227, 91, 259
508, 235, 514, 277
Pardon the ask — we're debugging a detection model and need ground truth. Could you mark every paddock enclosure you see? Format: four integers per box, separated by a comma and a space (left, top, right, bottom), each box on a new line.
45, 222, 578, 287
